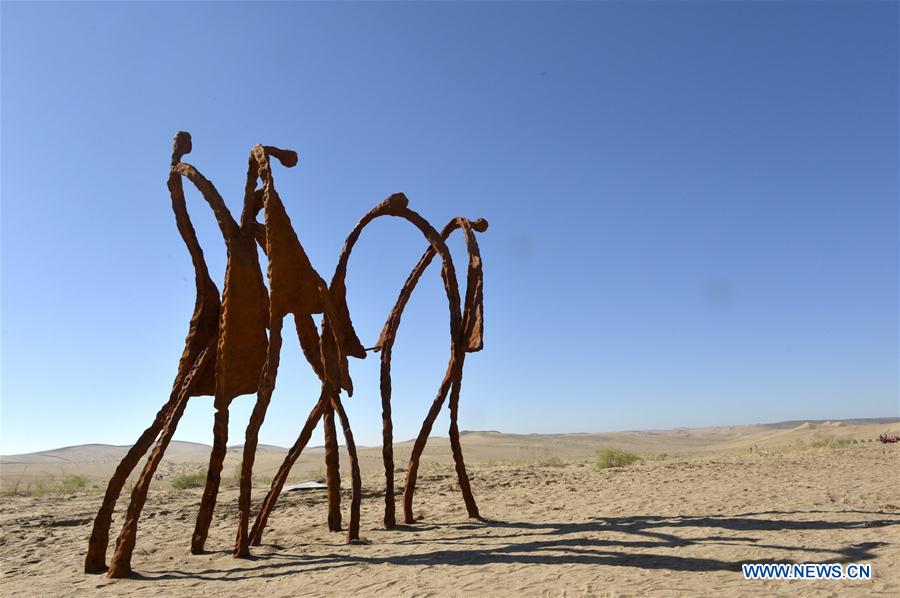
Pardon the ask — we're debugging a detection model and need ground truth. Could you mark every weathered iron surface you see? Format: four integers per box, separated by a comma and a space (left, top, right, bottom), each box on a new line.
85, 134, 489, 577
84, 132, 221, 575
381, 217, 488, 526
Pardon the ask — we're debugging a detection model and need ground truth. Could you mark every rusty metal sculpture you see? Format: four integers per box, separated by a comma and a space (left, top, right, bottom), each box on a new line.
385, 216, 487, 526
249, 196, 487, 542
84, 132, 222, 575
85, 132, 488, 577
105, 133, 272, 578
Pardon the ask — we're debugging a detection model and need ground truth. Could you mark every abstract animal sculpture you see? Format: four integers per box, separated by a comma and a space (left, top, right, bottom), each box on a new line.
84, 132, 488, 578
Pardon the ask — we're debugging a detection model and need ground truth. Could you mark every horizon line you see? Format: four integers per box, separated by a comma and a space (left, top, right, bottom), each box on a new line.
3, 415, 898, 458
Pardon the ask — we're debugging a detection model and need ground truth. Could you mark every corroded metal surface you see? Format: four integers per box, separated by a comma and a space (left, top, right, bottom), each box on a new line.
85, 133, 489, 577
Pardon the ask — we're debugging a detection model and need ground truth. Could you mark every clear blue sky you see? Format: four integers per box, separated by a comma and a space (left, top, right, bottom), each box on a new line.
2, 1, 897, 455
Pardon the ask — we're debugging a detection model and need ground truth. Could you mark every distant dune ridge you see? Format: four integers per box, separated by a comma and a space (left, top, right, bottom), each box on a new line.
1, 416, 898, 595
1, 418, 897, 486
0, 442, 293, 466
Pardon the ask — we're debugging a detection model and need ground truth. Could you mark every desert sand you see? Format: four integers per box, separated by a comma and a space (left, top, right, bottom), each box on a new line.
1, 419, 898, 596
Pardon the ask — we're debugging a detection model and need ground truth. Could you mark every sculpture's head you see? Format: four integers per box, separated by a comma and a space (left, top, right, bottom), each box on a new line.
471, 218, 489, 233
240, 145, 299, 229
172, 131, 192, 164
263, 146, 299, 169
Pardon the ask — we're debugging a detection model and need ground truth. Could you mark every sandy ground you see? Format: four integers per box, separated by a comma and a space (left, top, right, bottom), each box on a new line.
1, 421, 898, 596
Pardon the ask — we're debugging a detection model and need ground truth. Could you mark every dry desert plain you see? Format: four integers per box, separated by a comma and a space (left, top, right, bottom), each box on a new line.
1, 418, 898, 596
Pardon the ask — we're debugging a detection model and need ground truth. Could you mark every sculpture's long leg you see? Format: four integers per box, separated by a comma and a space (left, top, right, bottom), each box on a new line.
379, 345, 396, 528
323, 402, 342, 531
191, 397, 231, 554
447, 355, 480, 519
107, 344, 213, 578
402, 360, 455, 524
250, 391, 328, 546
330, 390, 361, 543
84, 387, 179, 573
402, 356, 479, 523
291, 313, 341, 531
234, 315, 284, 557
326, 200, 487, 530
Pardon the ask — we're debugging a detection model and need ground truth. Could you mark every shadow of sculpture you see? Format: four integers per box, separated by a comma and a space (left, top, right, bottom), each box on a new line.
131, 511, 898, 582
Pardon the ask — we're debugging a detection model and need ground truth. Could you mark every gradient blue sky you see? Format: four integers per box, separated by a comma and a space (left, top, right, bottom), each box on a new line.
2, 1, 897, 455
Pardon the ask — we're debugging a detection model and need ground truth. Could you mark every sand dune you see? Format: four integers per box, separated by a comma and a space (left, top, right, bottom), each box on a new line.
1, 418, 898, 596
2, 418, 897, 488
1, 441, 293, 466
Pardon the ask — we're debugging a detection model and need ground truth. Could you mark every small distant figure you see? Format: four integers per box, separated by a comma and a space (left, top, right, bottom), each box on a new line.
878, 433, 898, 444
